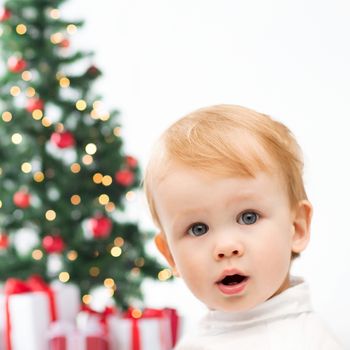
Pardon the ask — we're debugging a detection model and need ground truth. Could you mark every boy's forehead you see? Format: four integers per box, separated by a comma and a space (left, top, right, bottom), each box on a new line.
152, 161, 290, 216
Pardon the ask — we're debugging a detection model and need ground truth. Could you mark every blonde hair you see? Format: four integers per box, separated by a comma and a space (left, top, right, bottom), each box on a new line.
143, 104, 307, 232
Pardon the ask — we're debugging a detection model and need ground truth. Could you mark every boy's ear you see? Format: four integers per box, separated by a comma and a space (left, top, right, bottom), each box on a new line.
154, 233, 179, 276
291, 200, 313, 253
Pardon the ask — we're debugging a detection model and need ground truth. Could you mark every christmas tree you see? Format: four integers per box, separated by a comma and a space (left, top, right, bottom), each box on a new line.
0, 0, 169, 310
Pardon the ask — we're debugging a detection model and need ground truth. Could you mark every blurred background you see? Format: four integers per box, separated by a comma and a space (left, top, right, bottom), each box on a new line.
67, 0, 350, 345
2, 0, 350, 347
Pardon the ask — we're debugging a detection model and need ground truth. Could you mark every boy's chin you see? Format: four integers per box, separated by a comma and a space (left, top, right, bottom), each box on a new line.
206, 299, 262, 313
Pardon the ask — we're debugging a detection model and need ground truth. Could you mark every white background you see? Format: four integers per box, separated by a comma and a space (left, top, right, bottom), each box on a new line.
62, 0, 348, 346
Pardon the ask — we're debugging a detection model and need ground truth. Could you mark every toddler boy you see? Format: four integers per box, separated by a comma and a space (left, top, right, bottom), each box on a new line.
143, 105, 343, 349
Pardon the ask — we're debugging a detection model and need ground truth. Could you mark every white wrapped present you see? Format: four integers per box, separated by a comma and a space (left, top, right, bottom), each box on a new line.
4, 278, 51, 350
108, 308, 173, 350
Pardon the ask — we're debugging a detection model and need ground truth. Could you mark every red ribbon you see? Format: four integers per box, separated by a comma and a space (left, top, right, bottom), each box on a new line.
131, 318, 141, 350
124, 308, 169, 350
81, 304, 117, 336
4, 275, 57, 350
164, 308, 180, 347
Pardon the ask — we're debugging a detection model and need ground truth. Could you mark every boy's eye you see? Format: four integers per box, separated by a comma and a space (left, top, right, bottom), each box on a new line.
188, 223, 209, 237
237, 211, 259, 225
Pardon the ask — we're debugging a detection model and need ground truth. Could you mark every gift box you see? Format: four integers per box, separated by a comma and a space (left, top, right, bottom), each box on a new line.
108, 308, 180, 350
4, 278, 52, 350
48, 317, 109, 350
1, 275, 80, 350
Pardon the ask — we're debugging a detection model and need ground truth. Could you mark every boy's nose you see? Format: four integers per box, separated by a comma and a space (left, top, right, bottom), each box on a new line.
213, 240, 245, 260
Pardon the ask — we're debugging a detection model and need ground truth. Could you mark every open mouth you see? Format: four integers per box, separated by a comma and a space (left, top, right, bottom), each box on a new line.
216, 273, 249, 295
220, 274, 248, 286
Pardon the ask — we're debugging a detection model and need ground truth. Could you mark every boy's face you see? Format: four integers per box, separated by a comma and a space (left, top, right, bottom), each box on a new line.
153, 163, 311, 312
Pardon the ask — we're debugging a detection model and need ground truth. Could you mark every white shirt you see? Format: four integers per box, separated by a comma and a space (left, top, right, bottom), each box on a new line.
176, 277, 343, 350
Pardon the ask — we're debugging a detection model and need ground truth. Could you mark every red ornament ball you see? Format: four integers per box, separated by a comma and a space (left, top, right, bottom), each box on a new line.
26, 97, 44, 113
0, 233, 9, 249
0, 8, 11, 22
42, 235, 65, 254
88, 215, 112, 238
13, 191, 31, 208
59, 38, 70, 48
86, 65, 101, 77
126, 155, 138, 169
115, 169, 134, 187
50, 130, 75, 148
0, 7, 11, 22
8, 56, 27, 73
